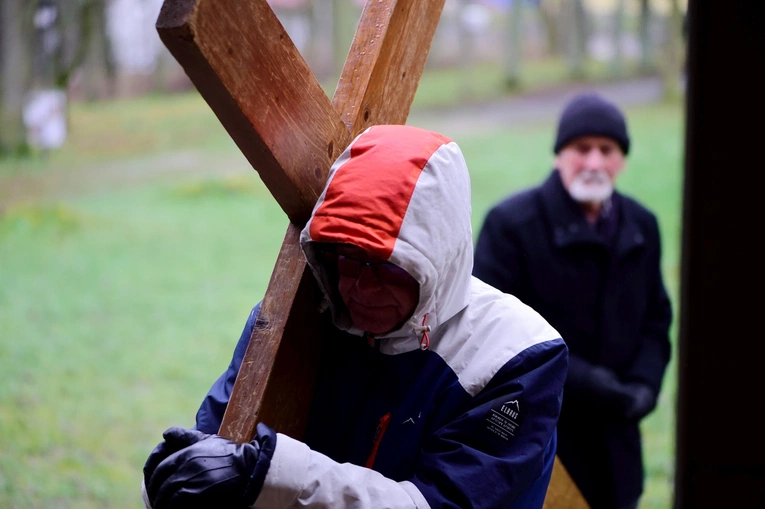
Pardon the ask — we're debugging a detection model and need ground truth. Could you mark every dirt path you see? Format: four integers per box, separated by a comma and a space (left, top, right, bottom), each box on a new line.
409, 76, 664, 137
1, 77, 664, 208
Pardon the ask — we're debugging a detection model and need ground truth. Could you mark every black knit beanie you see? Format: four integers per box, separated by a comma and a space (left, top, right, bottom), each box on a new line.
553, 93, 630, 155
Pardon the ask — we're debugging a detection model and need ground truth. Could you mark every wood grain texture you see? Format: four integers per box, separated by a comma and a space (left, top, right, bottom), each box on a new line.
156, 0, 350, 225
218, 223, 325, 442
543, 457, 590, 509
332, 0, 446, 136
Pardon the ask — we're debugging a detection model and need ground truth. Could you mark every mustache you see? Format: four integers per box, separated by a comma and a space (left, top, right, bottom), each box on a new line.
575, 169, 610, 183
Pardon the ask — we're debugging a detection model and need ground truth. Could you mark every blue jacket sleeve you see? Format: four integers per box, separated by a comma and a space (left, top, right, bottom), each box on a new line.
194, 303, 261, 434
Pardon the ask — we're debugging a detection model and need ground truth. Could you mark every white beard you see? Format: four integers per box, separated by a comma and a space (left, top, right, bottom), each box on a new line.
568, 169, 614, 204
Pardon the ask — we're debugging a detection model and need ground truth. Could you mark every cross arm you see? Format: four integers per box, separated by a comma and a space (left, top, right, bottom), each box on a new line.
333, 0, 447, 135
156, 0, 350, 225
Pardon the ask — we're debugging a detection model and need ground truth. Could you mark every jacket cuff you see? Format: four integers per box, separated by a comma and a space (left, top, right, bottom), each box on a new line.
252, 433, 310, 509
400, 480, 431, 508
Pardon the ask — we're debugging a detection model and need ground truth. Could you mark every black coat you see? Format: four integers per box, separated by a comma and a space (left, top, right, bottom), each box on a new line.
473, 170, 672, 508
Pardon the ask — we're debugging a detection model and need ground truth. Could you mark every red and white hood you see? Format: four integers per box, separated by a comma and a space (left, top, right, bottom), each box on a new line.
300, 125, 473, 342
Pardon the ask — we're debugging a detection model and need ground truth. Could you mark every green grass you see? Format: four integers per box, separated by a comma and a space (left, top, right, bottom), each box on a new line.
0, 93, 233, 178
0, 91, 684, 508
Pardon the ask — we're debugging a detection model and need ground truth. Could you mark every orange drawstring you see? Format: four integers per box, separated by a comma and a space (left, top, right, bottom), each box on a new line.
419, 313, 430, 350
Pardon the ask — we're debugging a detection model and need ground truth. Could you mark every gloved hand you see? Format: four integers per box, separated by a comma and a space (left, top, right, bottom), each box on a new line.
143, 427, 208, 492
143, 423, 276, 509
581, 365, 635, 414
623, 383, 657, 421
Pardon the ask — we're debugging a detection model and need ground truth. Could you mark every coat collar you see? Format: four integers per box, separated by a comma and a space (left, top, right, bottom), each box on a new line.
540, 170, 645, 256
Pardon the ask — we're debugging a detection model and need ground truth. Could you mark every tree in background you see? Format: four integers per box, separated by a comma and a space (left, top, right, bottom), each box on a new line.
637, 0, 652, 73
42, 0, 110, 92
0, 0, 34, 156
610, 0, 626, 77
502, 0, 524, 90
78, 0, 114, 100
537, 0, 561, 57
566, 0, 589, 79
660, 0, 684, 100
0, 0, 108, 157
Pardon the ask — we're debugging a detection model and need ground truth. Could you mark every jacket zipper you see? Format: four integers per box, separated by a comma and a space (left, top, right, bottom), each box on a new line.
365, 412, 391, 469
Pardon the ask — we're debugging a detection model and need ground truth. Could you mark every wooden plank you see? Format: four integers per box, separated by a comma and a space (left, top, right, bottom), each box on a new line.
218, 224, 324, 442
156, 0, 350, 226
332, 0, 447, 135
543, 457, 590, 509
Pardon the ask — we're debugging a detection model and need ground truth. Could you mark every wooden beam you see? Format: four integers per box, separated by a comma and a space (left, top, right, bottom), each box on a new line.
543, 458, 589, 509
332, 0, 446, 134
156, 0, 350, 226
217, 224, 324, 443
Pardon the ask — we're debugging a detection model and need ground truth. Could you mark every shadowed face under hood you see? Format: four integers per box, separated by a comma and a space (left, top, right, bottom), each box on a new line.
300, 125, 474, 342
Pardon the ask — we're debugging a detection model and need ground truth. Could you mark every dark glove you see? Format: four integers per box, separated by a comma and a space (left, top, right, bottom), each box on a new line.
144, 423, 276, 509
623, 383, 657, 421
143, 427, 208, 491
581, 365, 635, 415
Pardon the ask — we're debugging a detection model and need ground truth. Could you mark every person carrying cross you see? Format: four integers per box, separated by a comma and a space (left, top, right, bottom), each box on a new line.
141, 125, 568, 509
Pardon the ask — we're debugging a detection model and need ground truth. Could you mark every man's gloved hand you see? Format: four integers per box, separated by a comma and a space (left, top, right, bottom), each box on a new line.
623, 383, 657, 421
581, 365, 635, 414
143, 423, 276, 509
143, 427, 208, 492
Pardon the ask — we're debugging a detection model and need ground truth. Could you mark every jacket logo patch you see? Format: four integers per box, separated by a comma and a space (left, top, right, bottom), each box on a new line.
402, 412, 421, 425
486, 400, 521, 441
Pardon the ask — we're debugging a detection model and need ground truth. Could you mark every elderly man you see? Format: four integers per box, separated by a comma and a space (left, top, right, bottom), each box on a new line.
473, 93, 673, 509
142, 125, 568, 509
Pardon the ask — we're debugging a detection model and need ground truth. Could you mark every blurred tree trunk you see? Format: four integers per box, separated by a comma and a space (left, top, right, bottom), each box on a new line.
565, 0, 588, 79
661, 0, 684, 99
611, 0, 626, 77
332, 0, 358, 79
80, 0, 113, 100
638, 0, 652, 72
456, 0, 476, 99
502, 0, 523, 90
54, 0, 96, 89
310, 0, 335, 83
0, 0, 33, 156
539, 0, 562, 57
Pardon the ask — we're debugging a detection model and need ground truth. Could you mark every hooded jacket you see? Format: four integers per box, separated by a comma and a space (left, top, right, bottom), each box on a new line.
195, 125, 568, 509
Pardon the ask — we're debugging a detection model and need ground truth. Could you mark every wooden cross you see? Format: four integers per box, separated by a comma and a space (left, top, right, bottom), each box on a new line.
155, 1, 587, 506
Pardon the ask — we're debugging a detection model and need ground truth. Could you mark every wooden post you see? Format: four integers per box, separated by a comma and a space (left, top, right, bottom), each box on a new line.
675, 1, 765, 507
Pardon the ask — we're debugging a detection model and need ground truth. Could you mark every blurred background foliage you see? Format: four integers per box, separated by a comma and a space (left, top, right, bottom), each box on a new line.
1, 0, 686, 157
1, 0, 687, 507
